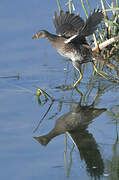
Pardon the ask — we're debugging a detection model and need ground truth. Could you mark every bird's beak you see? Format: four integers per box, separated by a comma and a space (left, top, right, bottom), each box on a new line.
32, 33, 39, 39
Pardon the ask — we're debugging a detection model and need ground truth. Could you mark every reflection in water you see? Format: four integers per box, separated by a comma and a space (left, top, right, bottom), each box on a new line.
70, 129, 104, 179
34, 104, 106, 146
106, 137, 119, 180
106, 105, 119, 180
34, 102, 106, 179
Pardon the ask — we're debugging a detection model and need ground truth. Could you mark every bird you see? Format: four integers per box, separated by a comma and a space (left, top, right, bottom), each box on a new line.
32, 9, 104, 87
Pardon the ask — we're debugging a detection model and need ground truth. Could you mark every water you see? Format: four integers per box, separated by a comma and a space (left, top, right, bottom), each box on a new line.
0, 0, 119, 180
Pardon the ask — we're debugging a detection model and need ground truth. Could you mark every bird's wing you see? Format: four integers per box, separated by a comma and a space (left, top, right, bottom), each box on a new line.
53, 10, 85, 38
65, 9, 103, 44
80, 9, 104, 37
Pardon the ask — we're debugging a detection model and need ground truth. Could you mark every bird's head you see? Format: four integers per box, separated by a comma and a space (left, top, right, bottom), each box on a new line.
32, 30, 48, 39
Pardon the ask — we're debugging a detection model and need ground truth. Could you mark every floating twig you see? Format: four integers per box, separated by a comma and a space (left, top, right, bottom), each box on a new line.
0, 73, 20, 79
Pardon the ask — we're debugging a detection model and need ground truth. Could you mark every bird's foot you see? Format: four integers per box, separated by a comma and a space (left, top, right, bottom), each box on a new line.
93, 65, 109, 80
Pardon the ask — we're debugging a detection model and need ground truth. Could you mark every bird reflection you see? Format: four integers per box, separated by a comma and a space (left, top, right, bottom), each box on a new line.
34, 104, 106, 145
70, 129, 104, 179
34, 102, 106, 178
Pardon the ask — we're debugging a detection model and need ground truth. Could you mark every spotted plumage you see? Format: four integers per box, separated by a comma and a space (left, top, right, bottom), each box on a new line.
32, 9, 104, 87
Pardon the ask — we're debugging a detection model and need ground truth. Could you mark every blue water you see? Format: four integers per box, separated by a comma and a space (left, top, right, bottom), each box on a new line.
0, 0, 119, 180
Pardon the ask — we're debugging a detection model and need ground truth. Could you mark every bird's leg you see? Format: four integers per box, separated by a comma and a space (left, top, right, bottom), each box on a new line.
73, 71, 83, 88
93, 63, 108, 80
72, 61, 82, 88
74, 87, 83, 102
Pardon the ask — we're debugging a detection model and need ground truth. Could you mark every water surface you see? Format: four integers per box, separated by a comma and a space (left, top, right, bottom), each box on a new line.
0, 1, 119, 180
